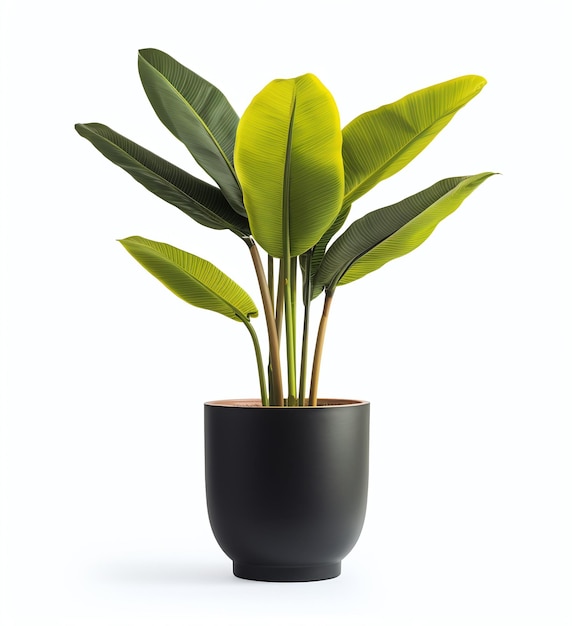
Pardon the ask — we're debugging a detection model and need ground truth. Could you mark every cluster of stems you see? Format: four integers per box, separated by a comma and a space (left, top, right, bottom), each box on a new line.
245, 237, 333, 407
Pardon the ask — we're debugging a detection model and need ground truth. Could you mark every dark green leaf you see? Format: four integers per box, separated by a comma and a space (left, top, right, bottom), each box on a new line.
75, 123, 250, 236
313, 173, 496, 297
138, 49, 245, 216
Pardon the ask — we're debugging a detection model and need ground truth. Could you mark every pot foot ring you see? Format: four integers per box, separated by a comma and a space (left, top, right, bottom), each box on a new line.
233, 561, 341, 582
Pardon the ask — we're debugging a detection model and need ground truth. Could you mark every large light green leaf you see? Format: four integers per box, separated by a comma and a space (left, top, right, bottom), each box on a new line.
119, 236, 258, 321
75, 123, 250, 237
137, 49, 245, 216
234, 74, 344, 259
313, 172, 495, 296
343, 75, 487, 206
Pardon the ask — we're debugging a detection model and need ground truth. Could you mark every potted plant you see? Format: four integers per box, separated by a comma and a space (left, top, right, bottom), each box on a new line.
75, 49, 495, 581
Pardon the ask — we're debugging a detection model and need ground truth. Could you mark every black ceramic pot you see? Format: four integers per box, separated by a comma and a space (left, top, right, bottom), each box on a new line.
204, 399, 370, 582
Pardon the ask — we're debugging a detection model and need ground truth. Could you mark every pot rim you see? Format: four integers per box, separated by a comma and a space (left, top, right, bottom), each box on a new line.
205, 398, 369, 408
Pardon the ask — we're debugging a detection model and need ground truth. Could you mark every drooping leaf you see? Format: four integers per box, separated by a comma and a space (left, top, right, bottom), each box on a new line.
75, 123, 250, 237
343, 75, 487, 206
119, 236, 258, 321
234, 74, 344, 258
313, 172, 495, 297
137, 49, 245, 216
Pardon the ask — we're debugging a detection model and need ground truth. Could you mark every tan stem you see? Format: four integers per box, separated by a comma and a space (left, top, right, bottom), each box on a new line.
249, 243, 283, 406
309, 292, 334, 407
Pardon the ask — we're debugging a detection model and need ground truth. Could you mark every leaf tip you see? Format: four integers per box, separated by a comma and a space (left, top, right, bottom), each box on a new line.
470, 74, 487, 93
138, 48, 158, 57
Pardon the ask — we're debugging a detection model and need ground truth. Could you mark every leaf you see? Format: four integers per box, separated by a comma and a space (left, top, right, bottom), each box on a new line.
75, 123, 250, 237
303, 200, 352, 288
234, 74, 344, 258
137, 49, 245, 216
343, 75, 487, 206
313, 173, 496, 296
119, 236, 258, 321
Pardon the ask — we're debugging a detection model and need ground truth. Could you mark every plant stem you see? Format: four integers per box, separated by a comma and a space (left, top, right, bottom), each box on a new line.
298, 252, 313, 406
290, 256, 297, 369
308, 291, 334, 407
299, 303, 311, 406
247, 240, 283, 406
275, 260, 284, 343
267, 254, 274, 304
283, 253, 297, 406
267, 254, 275, 402
240, 316, 269, 406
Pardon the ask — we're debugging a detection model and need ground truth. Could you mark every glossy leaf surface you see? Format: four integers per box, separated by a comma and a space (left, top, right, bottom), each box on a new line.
119, 236, 258, 321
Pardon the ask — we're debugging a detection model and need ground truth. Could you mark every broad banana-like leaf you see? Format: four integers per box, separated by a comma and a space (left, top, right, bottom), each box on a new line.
343, 75, 487, 206
306, 75, 487, 287
75, 123, 250, 237
234, 74, 344, 259
119, 236, 258, 321
313, 172, 495, 297
137, 49, 245, 216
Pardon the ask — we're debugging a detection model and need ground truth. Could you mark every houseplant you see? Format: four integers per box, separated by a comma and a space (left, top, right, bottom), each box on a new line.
76, 49, 495, 581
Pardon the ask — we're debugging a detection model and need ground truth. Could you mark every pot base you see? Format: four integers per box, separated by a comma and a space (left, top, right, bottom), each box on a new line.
233, 561, 341, 582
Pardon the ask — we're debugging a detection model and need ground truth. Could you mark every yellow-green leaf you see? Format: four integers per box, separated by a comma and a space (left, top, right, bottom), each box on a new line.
119, 236, 258, 321
343, 75, 487, 206
235, 74, 344, 258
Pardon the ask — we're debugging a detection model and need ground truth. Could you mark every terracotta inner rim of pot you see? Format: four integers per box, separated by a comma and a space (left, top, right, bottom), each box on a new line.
205, 399, 368, 408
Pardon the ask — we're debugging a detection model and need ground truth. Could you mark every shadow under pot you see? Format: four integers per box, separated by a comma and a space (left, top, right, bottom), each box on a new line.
204, 399, 370, 582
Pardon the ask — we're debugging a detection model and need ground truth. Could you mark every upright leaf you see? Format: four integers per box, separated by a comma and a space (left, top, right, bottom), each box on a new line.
343, 75, 487, 206
75, 123, 250, 237
119, 236, 258, 321
235, 74, 344, 258
314, 173, 495, 296
306, 75, 487, 289
138, 49, 245, 216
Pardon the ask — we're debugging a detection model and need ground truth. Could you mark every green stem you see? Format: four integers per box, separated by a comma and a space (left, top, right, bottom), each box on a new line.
283, 254, 297, 406
291, 256, 297, 368
275, 260, 284, 344
309, 291, 334, 407
240, 315, 269, 406
299, 303, 311, 406
298, 253, 313, 405
248, 240, 283, 406
267, 254, 275, 402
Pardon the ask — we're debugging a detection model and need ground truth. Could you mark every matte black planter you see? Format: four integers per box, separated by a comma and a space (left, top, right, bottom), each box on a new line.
204, 399, 370, 582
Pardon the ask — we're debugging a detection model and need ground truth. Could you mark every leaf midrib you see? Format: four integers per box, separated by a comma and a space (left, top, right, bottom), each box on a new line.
344, 96, 474, 205
282, 95, 297, 260
142, 56, 241, 192
86, 126, 239, 231
328, 179, 465, 291
128, 239, 253, 320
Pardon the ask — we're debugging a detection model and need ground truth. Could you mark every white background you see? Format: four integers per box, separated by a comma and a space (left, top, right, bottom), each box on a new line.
1, 0, 571, 624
